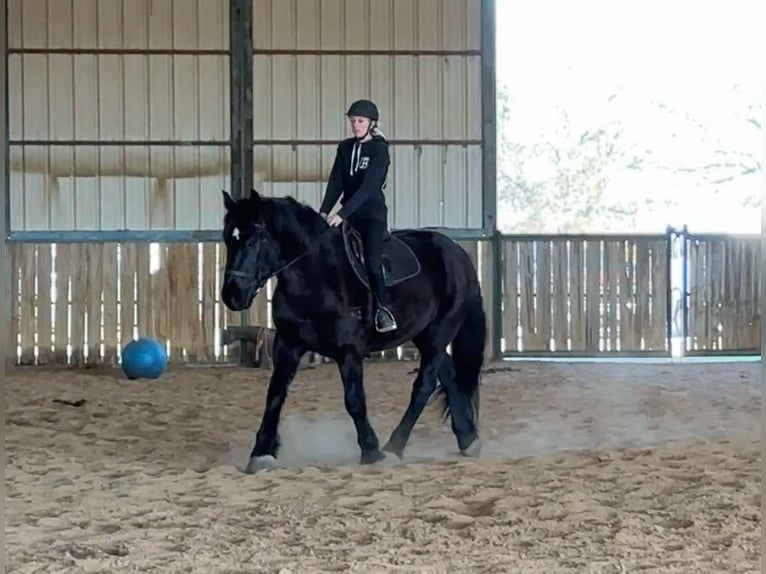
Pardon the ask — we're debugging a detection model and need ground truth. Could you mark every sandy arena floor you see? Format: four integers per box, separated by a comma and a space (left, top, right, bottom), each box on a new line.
5, 359, 762, 573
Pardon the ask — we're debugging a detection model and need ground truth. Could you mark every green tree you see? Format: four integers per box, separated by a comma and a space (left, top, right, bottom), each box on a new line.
496, 87, 653, 233
651, 91, 761, 208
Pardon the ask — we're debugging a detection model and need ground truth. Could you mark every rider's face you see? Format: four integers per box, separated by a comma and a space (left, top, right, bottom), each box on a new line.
349, 115, 372, 139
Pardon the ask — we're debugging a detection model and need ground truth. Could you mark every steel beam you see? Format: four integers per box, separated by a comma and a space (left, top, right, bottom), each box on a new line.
7, 227, 489, 244
2, 0, 11, 405
252, 48, 481, 56
9, 140, 228, 146
9, 139, 482, 147
9, 48, 229, 55
480, 0, 497, 237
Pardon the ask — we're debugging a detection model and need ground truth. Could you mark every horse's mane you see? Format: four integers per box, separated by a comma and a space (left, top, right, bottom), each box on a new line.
264, 195, 327, 239
233, 193, 329, 256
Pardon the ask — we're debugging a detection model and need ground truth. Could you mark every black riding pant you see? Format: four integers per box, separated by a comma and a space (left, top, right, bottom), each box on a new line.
348, 213, 389, 307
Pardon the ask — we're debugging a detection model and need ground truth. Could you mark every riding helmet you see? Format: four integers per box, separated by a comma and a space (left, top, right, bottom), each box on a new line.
346, 99, 379, 122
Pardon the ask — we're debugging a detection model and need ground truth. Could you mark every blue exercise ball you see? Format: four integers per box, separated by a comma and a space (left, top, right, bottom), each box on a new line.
121, 337, 167, 380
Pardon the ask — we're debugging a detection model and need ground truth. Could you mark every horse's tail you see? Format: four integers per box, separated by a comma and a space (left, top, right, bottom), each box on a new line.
435, 293, 485, 427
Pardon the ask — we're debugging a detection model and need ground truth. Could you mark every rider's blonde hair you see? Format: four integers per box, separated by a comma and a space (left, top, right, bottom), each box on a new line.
371, 124, 387, 140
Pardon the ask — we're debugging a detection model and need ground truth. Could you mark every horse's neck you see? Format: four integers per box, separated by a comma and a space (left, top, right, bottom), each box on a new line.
275, 227, 342, 289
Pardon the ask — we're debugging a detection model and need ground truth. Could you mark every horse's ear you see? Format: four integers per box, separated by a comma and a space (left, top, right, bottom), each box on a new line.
221, 189, 236, 211
249, 189, 261, 205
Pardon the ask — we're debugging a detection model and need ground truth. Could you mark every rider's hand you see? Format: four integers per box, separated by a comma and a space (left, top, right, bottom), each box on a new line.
328, 214, 343, 227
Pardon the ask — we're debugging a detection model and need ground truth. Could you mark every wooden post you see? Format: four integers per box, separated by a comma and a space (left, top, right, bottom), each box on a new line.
229, 0, 255, 363
2, 0, 10, 371
2, 3, 10, 569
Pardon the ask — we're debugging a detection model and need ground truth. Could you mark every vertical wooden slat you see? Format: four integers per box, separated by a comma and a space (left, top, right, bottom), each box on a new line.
188, 244, 205, 362
171, 243, 199, 361
9, 245, 21, 364
36, 244, 53, 364
699, 240, 710, 350
86, 244, 103, 363
650, 240, 668, 350
517, 241, 535, 350
618, 240, 632, 351
136, 243, 152, 340
729, 239, 739, 349
152, 244, 171, 358
19, 244, 37, 364
201, 243, 217, 362
501, 239, 518, 352
736, 240, 748, 348
120, 243, 137, 349
746, 241, 760, 348
633, 242, 650, 350
222, 241, 240, 362
690, 240, 703, 350
551, 240, 568, 352
535, 240, 551, 351
166, 245, 182, 360
569, 239, 584, 350
604, 241, 620, 351
102, 243, 119, 364
709, 240, 722, 349
53, 244, 70, 364
585, 240, 601, 352
69, 244, 87, 366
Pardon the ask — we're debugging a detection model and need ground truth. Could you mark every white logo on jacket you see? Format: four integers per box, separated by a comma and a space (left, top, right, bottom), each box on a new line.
359, 157, 369, 169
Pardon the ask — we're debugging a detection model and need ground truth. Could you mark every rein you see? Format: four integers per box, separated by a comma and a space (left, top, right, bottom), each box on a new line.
225, 224, 336, 283
271, 225, 336, 277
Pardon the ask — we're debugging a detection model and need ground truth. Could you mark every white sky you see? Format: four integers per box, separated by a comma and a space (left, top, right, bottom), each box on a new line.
495, 0, 764, 232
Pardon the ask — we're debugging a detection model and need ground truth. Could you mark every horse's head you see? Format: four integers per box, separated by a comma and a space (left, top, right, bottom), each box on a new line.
220, 189, 281, 311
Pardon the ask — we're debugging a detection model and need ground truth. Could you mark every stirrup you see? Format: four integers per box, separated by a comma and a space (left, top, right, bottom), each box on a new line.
375, 306, 398, 333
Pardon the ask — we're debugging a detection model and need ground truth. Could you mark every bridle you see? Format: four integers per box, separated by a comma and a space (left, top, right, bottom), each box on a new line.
223, 224, 335, 283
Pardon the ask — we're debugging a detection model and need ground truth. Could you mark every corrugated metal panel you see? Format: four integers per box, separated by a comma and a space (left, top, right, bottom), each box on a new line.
7, 0, 230, 232
251, 0, 484, 230
253, 0, 480, 51
8, 0, 485, 233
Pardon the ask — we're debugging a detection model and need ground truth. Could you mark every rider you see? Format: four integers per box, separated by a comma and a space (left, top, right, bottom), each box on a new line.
319, 98, 398, 334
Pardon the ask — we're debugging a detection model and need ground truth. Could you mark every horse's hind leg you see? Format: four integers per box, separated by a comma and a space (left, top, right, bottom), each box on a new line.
432, 354, 479, 454
382, 331, 450, 460
245, 334, 304, 474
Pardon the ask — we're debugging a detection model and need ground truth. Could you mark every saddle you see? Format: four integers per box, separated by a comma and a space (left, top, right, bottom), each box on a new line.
341, 222, 421, 289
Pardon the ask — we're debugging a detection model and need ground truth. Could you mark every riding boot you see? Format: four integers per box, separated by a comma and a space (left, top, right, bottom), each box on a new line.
369, 269, 397, 333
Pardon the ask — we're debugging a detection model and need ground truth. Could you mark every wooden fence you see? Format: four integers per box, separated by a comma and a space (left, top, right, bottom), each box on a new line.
6, 229, 761, 367
499, 235, 671, 355
6, 239, 491, 366
683, 233, 761, 354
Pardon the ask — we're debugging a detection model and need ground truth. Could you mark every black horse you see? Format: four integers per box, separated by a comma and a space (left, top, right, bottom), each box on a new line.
220, 189, 485, 473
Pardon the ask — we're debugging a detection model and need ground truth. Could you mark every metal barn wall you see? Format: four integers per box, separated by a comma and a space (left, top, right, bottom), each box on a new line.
250, 0, 485, 231
4, 0, 497, 366
7, 0, 231, 233
7, 0, 490, 236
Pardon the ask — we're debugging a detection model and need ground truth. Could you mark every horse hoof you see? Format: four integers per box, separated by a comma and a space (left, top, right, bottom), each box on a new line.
381, 442, 405, 460
360, 449, 386, 465
245, 454, 276, 474
379, 451, 405, 467
460, 437, 482, 458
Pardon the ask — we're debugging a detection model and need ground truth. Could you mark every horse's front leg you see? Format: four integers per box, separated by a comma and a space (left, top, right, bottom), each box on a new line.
337, 350, 385, 465
245, 334, 304, 474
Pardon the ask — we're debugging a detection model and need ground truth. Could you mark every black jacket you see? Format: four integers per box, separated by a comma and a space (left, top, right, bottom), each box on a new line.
319, 135, 389, 221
